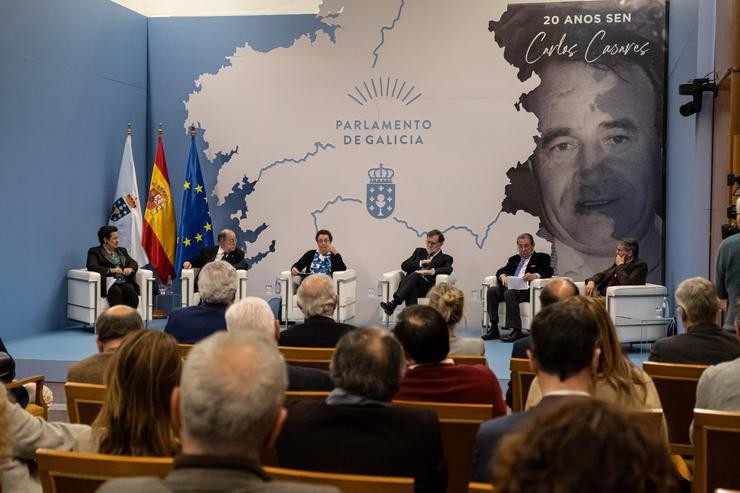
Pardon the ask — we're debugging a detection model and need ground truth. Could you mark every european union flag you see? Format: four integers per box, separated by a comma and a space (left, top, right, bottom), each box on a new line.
175, 129, 214, 277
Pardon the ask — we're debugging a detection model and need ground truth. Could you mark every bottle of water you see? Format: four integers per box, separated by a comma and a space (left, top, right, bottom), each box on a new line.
656, 296, 669, 319
274, 277, 281, 295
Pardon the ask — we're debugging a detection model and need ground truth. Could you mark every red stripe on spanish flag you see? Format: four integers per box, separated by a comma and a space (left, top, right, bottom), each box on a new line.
142, 134, 176, 283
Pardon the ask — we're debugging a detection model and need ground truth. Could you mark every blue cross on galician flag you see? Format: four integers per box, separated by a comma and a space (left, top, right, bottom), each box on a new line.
175, 128, 214, 277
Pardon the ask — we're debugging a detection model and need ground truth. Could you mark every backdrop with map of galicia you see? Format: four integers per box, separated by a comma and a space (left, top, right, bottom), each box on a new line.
181, 0, 666, 323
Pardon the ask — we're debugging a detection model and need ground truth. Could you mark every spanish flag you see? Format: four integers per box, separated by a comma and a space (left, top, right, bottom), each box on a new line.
142, 131, 176, 283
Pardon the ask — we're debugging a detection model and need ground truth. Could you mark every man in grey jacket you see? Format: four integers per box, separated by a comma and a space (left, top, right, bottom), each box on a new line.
98, 332, 337, 493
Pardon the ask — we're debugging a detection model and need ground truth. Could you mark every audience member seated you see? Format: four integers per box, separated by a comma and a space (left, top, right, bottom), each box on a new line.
277, 274, 354, 348
165, 261, 236, 344
649, 276, 740, 364
491, 399, 678, 493
0, 383, 89, 493
99, 332, 336, 493
472, 298, 599, 482
290, 229, 346, 277
226, 297, 333, 391
527, 296, 661, 410
276, 328, 447, 493
392, 305, 506, 416
584, 237, 647, 297
504, 278, 579, 407
0, 336, 29, 408
67, 305, 143, 384
74, 330, 181, 456
428, 284, 484, 356
695, 298, 740, 410
182, 228, 247, 271
86, 225, 140, 309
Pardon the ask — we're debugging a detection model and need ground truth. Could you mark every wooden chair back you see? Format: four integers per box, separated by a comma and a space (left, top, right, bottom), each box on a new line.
36, 449, 173, 493
278, 346, 334, 370
451, 355, 487, 366
509, 358, 535, 412
5, 374, 47, 419
693, 410, 740, 493
65, 382, 106, 425
264, 466, 414, 493
642, 361, 708, 455
177, 344, 193, 359
468, 482, 495, 493
393, 400, 491, 493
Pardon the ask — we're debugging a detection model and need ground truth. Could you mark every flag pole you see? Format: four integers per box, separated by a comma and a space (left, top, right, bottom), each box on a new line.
127, 122, 132, 136
158, 123, 163, 137
190, 124, 196, 137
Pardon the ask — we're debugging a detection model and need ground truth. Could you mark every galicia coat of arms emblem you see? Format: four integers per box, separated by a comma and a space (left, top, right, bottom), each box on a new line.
366, 164, 395, 218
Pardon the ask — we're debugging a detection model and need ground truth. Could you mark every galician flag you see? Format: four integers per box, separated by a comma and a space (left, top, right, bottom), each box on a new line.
142, 131, 176, 283
175, 128, 214, 278
109, 131, 148, 266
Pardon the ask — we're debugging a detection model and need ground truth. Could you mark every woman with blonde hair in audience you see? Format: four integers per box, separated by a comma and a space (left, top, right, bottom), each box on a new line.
428, 283, 484, 356
492, 399, 678, 493
526, 295, 661, 410
0, 383, 88, 493
74, 330, 181, 456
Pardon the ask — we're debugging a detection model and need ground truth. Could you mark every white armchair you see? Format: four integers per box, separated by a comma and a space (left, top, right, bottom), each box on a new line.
380, 270, 456, 324
180, 268, 249, 307
67, 268, 154, 325
605, 284, 670, 343
481, 276, 558, 331
278, 270, 357, 325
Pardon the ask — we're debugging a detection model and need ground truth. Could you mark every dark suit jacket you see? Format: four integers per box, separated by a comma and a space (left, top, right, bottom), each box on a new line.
189, 245, 247, 270
287, 365, 334, 391
277, 401, 447, 493
401, 248, 454, 281
586, 257, 647, 295
472, 395, 585, 482
649, 322, 740, 365
495, 251, 553, 281
86, 246, 139, 297
278, 316, 354, 348
292, 250, 346, 274
505, 336, 532, 407
164, 302, 228, 344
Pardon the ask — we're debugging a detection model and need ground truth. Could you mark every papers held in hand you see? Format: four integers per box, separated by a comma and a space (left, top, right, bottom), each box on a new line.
507, 276, 529, 290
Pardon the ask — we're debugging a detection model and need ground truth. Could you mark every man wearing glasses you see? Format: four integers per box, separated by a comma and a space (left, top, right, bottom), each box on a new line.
381, 229, 453, 316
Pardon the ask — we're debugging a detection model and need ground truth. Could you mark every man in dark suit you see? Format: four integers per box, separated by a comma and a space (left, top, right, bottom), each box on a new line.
278, 274, 355, 348
649, 277, 740, 364
484, 233, 553, 341
584, 237, 647, 296
99, 332, 337, 493
380, 229, 453, 315
226, 296, 333, 391
276, 328, 447, 493
182, 228, 247, 271
165, 261, 235, 344
472, 298, 599, 482
504, 278, 579, 407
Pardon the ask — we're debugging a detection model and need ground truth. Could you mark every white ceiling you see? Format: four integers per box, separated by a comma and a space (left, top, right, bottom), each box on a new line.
110, 0, 321, 17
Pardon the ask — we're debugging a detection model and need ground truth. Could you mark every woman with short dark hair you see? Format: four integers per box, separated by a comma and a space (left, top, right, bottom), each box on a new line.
86, 225, 139, 308
290, 229, 346, 277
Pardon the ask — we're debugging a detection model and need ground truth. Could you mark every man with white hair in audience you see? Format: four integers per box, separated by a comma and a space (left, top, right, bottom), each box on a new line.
226, 297, 333, 391
164, 261, 236, 344
277, 274, 354, 347
649, 276, 740, 365
67, 305, 144, 384
98, 331, 337, 493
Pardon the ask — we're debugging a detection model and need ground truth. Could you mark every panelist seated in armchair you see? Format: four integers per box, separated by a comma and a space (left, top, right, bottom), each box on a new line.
484, 233, 553, 342
584, 237, 647, 297
290, 229, 346, 278
182, 228, 247, 271
86, 225, 140, 309
380, 229, 453, 316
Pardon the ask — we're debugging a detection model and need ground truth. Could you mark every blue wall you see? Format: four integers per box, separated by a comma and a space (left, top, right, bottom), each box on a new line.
0, 0, 147, 340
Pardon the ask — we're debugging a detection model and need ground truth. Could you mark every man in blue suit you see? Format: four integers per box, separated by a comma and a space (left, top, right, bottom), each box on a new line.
165, 261, 235, 344
471, 297, 599, 482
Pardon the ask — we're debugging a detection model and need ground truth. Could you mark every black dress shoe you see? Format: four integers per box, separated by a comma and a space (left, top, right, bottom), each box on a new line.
380, 301, 396, 316
481, 326, 501, 341
501, 328, 525, 342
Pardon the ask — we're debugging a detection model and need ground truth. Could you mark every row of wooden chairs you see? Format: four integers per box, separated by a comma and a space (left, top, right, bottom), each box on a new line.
4, 373, 48, 419
177, 344, 487, 369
